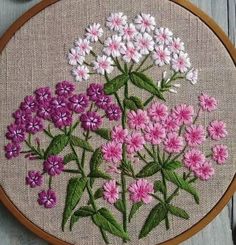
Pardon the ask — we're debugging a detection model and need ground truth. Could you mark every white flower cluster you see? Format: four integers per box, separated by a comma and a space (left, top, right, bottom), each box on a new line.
68, 12, 198, 87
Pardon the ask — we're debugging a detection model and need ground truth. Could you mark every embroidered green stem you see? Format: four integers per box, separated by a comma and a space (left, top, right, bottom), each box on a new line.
135, 54, 150, 72
24, 139, 44, 159
139, 64, 154, 73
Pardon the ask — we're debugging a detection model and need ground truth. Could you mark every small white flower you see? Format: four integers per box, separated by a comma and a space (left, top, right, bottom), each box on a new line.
93, 55, 114, 75
134, 13, 156, 33
169, 37, 185, 54
135, 33, 155, 55
154, 27, 173, 45
68, 47, 85, 66
120, 42, 142, 63
173, 83, 181, 88
186, 68, 198, 84
119, 23, 138, 41
85, 23, 103, 42
172, 52, 191, 73
106, 12, 127, 31
74, 38, 92, 55
103, 35, 124, 57
72, 65, 89, 82
169, 88, 177, 93
152, 45, 171, 66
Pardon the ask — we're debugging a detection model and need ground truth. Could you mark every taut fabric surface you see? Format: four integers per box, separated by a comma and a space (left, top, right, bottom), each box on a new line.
0, 0, 235, 244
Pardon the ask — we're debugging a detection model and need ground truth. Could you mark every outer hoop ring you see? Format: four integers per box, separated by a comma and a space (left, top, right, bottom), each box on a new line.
0, 1, 235, 244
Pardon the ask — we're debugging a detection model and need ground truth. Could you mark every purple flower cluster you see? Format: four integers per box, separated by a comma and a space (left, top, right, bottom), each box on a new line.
4, 81, 121, 159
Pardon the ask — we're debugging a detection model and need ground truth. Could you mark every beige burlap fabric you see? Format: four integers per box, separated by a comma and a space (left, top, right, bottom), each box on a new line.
0, 0, 236, 244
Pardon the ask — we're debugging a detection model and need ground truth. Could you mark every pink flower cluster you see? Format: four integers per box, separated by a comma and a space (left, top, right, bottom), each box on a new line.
101, 93, 228, 186
68, 12, 198, 88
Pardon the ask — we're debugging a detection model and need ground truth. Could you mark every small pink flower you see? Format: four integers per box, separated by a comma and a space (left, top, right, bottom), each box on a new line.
148, 102, 168, 122
103, 35, 124, 57
52, 109, 72, 128
135, 33, 154, 55
119, 23, 137, 41
163, 115, 179, 133
85, 23, 103, 42
169, 37, 185, 54
172, 104, 194, 125
26, 117, 44, 134
134, 13, 156, 33
20, 95, 38, 113
6, 124, 25, 143
72, 65, 89, 82
183, 149, 205, 171
105, 103, 121, 121
51, 96, 68, 110
106, 12, 127, 31
38, 189, 57, 208
154, 27, 173, 45
4, 143, 21, 159
80, 111, 102, 131
164, 132, 184, 153
120, 42, 142, 63
43, 155, 64, 176
212, 144, 229, 164
144, 122, 166, 145
208, 120, 227, 140
126, 132, 145, 154
184, 125, 205, 147
111, 125, 128, 143
55, 81, 75, 98
95, 95, 111, 110
37, 102, 52, 120
74, 38, 92, 55
68, 94, 89, 113
186, 68, 198, 84
128, 179, 154, 204
102, 141, 122, 164
34, 87, 52, 103
152, 45, 171, 66
172, 52, 191, 73
194, 161, 215, 181
198, 93, 217, 112
13, 109, 31, 125
68, 47, 85, 66
103, 180, 120, 204
127, 109, 149, 130
93, 55, 114, 75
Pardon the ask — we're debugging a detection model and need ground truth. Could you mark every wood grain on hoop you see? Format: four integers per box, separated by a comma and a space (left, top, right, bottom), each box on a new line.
0, 1, 235, 245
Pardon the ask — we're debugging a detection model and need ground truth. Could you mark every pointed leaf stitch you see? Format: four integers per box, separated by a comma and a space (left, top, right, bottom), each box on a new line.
70, 135, 94, 152
136, 162, 161, 178
167, 204, 190, 220
92, 208, 130, 240
104, 74, 129, 94
163, 161, 182, 170
95, 128, 111, 140
63, 153, 77, 165
62, 177, 87, 230
128, 202, 142, 222
114, 199, 125, 213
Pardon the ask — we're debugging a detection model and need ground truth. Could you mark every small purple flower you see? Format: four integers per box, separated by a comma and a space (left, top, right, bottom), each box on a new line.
37, 102, 52, 120
43, 155, 64, 176
55, 81, 75, 97
4, 143, 21, 159
26, 171, 43, 188
86, 83, 104, 102
95, 95, 111, 110
38, 189, 57, 208
6, 124, 25, 143
105, 104, 121, 121
26, 117, 43, 134
51, 109, 72, 128
80, 111, 102, 131
20, 95, 38, 112
13, 109, 31, 125
51, 96, 68, 111
34, 87, 52, 103
68, 94, 89, 113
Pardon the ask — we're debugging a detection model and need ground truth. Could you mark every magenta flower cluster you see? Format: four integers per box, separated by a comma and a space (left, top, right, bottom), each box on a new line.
4, 81, 121, 208
101, 93, 229, 204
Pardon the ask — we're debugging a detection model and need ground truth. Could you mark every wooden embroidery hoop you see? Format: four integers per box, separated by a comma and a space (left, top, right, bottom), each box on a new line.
0, 0, 235, 244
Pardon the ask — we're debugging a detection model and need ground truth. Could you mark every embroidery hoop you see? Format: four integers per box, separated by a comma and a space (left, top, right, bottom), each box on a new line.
0, 1, 235, 245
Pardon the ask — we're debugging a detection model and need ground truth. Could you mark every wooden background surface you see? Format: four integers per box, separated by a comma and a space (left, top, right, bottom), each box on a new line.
0, 0, 235, 244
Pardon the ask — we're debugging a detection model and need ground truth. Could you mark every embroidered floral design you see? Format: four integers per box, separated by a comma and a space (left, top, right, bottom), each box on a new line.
4, 13, 229, 244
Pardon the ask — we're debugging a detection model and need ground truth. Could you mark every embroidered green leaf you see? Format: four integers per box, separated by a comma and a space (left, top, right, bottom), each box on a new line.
129, 96, 144, 109
70, 135, 94, 152
130, 72, 165, 101
63, 153, 77, 164
95, 128, 111, 140
89, 148, 103, 186
114, 199, 125, 213
163, 161, 182, 170
163, 170, 199, 204
167, 204, 189, 220
153, 180, 166, 194
128, 202, 142, 222
136, 162, 161, 178
70, 206, 95, 230
88, 170, 111, 180
120, 160, 134, 177
92, 208, 130, 240
62, 177, 87, 230
124, 98, 138, 110
44, 134, 69, 158
139, 203, 167, 239
104, 74, 129, 94
88, 187, 103, 205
